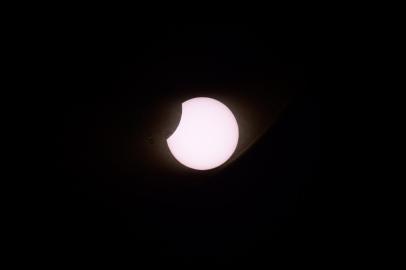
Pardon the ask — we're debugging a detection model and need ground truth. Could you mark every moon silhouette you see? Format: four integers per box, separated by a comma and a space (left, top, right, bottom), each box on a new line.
167, 97, 239, 170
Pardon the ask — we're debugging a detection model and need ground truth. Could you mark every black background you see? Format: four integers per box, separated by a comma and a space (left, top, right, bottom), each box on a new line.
32, 24, 320, 265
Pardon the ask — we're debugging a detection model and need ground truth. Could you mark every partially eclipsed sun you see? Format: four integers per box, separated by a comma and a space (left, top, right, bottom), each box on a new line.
167, 97, 239, 170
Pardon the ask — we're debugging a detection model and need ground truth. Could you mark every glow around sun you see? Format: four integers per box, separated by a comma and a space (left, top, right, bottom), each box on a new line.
167, 97, 239, 170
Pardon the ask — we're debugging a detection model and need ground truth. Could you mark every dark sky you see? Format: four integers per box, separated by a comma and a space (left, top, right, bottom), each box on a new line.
32, 24, 320, 265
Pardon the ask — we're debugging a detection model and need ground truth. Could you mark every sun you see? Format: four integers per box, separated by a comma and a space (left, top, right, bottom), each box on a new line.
167, 97, 239, 170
